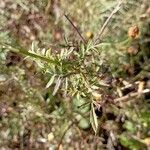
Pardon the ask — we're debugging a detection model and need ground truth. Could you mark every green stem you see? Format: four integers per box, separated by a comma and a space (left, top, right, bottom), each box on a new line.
1, 43, 59, 64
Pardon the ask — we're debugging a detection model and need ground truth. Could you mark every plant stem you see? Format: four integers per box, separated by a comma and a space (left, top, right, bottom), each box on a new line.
1, 43, 59, 64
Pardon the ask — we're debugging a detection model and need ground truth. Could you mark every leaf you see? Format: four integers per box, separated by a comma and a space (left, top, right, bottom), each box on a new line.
46, 74, 56, 88
78, 118, 90, 129
64, 77, 68, 96
86, 40, 93, 51
81, 43, 85, 57
31, 41, 36, 53
52, 76, 62, 96
45, 48, 52, 58
123, 121, 136, 133
41, 48, 46, 56
60, 49, 65, 58
90, 103, 98, 134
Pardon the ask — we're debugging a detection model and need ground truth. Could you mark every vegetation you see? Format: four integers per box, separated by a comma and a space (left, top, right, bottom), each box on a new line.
0, 0, 150, 149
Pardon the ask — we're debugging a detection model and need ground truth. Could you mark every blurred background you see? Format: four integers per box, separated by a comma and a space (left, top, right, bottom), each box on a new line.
0, 0, 150, 149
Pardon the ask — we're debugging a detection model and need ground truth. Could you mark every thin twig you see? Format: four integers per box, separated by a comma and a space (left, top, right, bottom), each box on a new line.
114, 89, 150, 103
57, 121, 74, 150
94, 0, 123, 44
64, 14, 87, 44
121, 81, 140, 90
